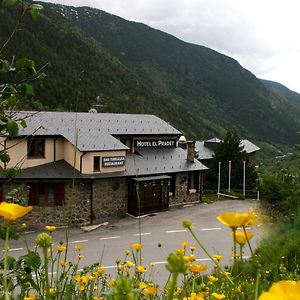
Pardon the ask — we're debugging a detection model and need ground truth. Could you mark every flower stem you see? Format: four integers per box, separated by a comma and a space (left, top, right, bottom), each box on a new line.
167, 272, 178, 300
3, 226, 10, 300
232, 228, 237, 264
43, 247, 50, 300
242, 225, 254, 256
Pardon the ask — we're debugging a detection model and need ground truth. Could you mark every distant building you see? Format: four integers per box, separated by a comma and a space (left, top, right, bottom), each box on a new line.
0, 111, 207, 229
194, 138, 260, 165
179, 137, 260, 166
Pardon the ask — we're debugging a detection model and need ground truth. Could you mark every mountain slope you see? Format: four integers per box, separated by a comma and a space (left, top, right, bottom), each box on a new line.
1, 2, 300, 148
0, 6, 209, 136
261, 79, 300, 104
54, 3, 300, 145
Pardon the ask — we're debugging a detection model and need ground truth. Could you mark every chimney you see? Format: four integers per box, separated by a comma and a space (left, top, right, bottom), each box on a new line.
187, 141, 196, 162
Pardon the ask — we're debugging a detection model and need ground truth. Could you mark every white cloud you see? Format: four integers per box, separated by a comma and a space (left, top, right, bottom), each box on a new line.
41, 0, 300, 93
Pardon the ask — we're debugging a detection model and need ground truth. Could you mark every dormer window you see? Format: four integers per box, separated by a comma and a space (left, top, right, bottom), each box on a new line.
27, 137, 45, 159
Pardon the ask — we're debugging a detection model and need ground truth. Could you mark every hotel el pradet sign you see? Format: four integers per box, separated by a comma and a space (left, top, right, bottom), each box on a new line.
134, 139, 176, 148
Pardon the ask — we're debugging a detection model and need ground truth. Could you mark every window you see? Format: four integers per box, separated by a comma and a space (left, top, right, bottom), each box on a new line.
28, 138, 45, 158
93, 156, 100, 172
188, 171, 200, 193
28, 182, 64, 206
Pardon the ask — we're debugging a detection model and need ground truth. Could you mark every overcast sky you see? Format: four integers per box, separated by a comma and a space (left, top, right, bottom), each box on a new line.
42, 0, 300, 93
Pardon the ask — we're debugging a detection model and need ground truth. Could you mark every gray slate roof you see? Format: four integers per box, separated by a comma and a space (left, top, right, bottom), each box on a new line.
196, 138, 260, 160
4, 147, 207, 180
14, 111, 181, 151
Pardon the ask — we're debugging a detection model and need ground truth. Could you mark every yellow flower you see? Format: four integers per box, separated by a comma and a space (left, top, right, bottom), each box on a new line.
258, 280, 300, 300
93, 297, 104, 300
214, 255, 224, 261
45, 225, 56, 232
208, 275, 219, 282
136, 265, 147, 273
78, 283, 85, 291
150, 262, 156, 267
115, 258, 122, 264
77, 254, 84, 260
75, 245, 84, 251
0, 202, 32, 224
59, 260, 68, 267
132, 243, 143, 250
49, 288, 56, 295
183, 292, 205, 300
108, 279, 116, 287
188, 254, 196, 262
232, 253, 240, 259
181, 241, 189, 247
190, 246, 196, 252
125, 249, 131, 255
24, 293, 36, 300
211, 292, 226, 299
217, 212, 250, 229
96, 266, 105, 275
89, 275, 96, 281
188, 264, 208, 273
144, 287, 158, 295
57, 245, 67, 252
139, 282, 147, 289
176, 248, 185, 255
126, 260, 134, 268
233, 230, 254, 246
246, 210, 258, 226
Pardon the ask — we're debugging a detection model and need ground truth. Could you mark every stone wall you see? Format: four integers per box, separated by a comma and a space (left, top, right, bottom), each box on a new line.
169, 172, 200, 206
0, 181, 91, 230
92, 177, 128, 223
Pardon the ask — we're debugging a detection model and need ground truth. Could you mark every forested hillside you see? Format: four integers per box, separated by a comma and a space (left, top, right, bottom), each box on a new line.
1, 2, 300, 149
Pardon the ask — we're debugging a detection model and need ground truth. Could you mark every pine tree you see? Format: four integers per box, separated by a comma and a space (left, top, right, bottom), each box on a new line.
204, 131, 257, 192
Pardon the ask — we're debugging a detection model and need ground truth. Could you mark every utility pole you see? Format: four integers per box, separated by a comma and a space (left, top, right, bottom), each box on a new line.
218, 161, 221, 198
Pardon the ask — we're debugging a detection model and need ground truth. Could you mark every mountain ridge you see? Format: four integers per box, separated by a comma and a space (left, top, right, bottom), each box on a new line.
1, 2, 300, 152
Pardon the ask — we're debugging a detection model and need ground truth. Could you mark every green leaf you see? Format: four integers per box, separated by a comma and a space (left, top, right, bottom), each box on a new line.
28, 3, 43, 20
0, 59, 10, 73
21, 119, 27, 128
1, 167, 21, 179
1, 0, 20, 9
0, 150, 10, 163
6, 118, 19, 137
21, 251, 41, 270
17, 58, 36, 75
17, 83, 34, 96
0, 226, 19, 240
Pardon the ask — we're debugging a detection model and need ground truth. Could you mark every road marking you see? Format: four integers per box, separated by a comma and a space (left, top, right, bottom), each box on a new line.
133, 232, 151, 236
104, 265, 117, 269
199, 227, 222, 231
100, 236, 120, 240
4, 247, 23, 252
69, 239, 89, 244
166, 229, 187, 233
196, 258, 211, 262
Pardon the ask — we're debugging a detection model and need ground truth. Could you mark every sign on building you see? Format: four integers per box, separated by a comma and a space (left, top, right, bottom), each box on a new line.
134, 139, 176, 148
102, 156, 125, 167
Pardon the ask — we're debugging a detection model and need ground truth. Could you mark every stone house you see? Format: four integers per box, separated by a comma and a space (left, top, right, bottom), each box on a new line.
0, 111, 207, 229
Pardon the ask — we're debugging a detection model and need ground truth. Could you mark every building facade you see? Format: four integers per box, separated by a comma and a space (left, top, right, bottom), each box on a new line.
0, 111, 207, 229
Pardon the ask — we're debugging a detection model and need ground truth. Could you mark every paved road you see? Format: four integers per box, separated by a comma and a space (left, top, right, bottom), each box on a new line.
2, 200, 259, 286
